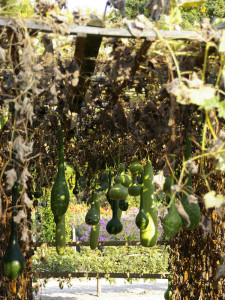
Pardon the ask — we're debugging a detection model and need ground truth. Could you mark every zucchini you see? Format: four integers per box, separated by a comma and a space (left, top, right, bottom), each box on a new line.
90, 191, 100, 250
140, 160, 158, 247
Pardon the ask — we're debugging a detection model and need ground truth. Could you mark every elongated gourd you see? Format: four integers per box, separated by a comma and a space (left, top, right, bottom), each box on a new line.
90, 191, 100, 250
51, 126, 70, 224
181, 133, 201, 230
3, 182, 25, 280
55, 213, 66, 255
140, 160, 158, 247
136, 179, 149, 230
106, 200, 123, 234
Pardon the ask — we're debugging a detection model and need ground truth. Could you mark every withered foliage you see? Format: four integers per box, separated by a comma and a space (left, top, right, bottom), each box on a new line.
0, 2, 225, 299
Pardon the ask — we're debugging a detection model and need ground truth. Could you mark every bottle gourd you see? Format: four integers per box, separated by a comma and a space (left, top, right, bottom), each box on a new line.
140, 160, 157, 247
3, 182, 25, 280
51, 126, 70, 255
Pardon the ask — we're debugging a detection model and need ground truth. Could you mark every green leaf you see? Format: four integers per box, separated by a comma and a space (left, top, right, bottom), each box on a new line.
217, 100, 225, 119
204, 191, 225, 209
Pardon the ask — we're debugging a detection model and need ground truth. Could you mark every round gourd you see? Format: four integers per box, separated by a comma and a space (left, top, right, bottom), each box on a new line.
85, 203, 100, 225
128, 174, 141, 196
119, 199, 128, 211
114, 175, 123, 184
129, 159, 143, 174
108, 183, 128, 201
120, 173, 132, 188
136, 209, 149, 230
163, 201, 182, 239
118, 163, 125, 174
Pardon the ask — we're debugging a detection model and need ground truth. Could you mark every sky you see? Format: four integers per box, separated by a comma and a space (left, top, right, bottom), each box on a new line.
67, 0, 108, 15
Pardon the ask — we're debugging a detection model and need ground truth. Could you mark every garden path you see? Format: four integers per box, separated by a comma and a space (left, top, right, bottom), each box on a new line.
34, 278, 168, 299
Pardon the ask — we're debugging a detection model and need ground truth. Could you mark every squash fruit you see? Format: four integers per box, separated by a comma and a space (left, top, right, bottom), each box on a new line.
3, 182, 25, 280
163, 201, 182, 239
51, 126, 70, 255
90, 191, 100, 250
140, 160, 158, 247
136, 181, 149, 230
85, 202, 100, 225
51, 126, 70, 224
106, 200, 123, 234
128, 174, 141, 196
181, 133, 201, 230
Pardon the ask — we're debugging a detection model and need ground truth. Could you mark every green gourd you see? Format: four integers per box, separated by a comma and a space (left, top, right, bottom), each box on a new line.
119, 199, 128, 211
3, 182, 25, 280
136, 181, 149, 230
164, 275, 172, 300
90, 191, 100, 250
55, 213, 66, 255
128, 174, 141, 196
181, 133, 201, 230
106, 169, 113, 206
163, 201, 182, 239
51, 126, 70, 224
140, 160, 158, 247
120, 173, 132, 188
85, 201, 100, 225
106, 200, 123, 234
129, 159, 143, 174
108, 181, 128, 201
118, 163, 125, 174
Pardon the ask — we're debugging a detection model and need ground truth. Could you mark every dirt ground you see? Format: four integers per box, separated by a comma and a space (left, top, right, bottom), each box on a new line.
33, 278, 168, 300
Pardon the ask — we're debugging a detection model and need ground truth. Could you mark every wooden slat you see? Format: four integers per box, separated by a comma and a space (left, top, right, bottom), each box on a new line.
33, 240, 170, 247
34, 271, 169, 279
0, 18, 221, 40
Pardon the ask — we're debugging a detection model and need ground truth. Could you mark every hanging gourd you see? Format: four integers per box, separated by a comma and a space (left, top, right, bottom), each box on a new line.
164, 275, 172, 300
89, 191, 100, 250
120, 173, 132, 188
106, 200, 123, 234
85, 198, 100, 225
51, 126, 70, 224
119, 199, 128, 211
135, 178, 149, 230
3, 181, 25, 280
51, 126, 70, 255
108, 174, 128, 201
181, 133, 201, 230
163, 200, 182, 239
129, 159, 143, 175
140, 160, 158, 247
128, 174, 141, 196
106, 169, 113, 206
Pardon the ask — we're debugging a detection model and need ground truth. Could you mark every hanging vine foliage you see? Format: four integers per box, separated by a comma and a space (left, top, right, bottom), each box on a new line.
0, 0, 225, 299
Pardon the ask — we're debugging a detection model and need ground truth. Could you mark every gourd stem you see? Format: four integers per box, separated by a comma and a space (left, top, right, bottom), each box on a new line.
112, 200, 118, 219
58, 127, 65, 173
11, 181, 19, 242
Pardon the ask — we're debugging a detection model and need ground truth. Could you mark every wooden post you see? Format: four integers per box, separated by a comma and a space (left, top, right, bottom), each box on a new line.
97, 278, 101, 297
